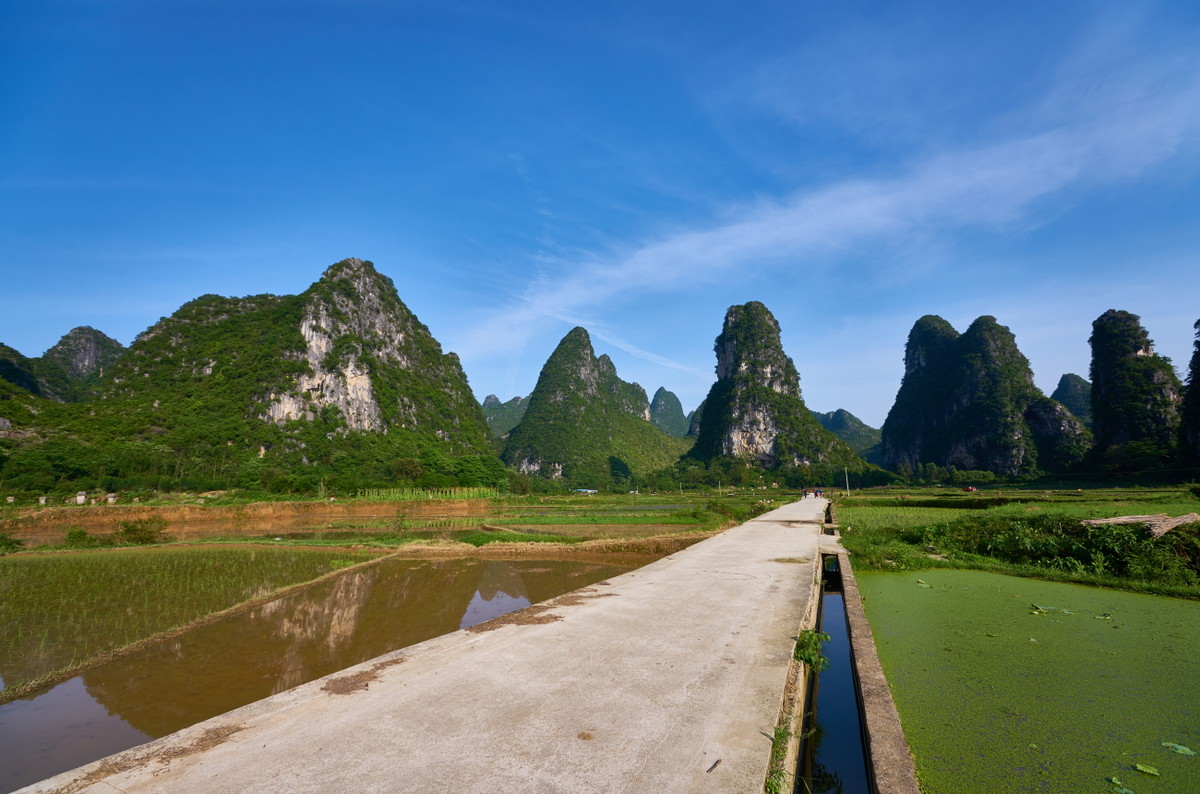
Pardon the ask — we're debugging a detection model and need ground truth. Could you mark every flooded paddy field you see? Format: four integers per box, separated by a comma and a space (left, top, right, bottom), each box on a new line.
858, 570, 1200, 793
0, 547, 655, 792
0, 546, 383, 693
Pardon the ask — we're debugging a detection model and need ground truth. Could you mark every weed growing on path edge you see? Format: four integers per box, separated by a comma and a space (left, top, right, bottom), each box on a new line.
764, 725, 793, 794
793, 630, 830, 672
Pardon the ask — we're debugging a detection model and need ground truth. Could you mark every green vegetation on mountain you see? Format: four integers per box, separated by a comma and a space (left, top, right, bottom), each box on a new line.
688, 302, 878, 485
686, 400, 704, 437
881, 315, 1091, 477
649, 387, 689, 437
0, 344, 42, 397
1088, 309, 1181, 471
501, 327, 692, 487
480, 394, 529, 439
1, 328, 126, 403
32, 327, 126, 402
811, 408, 881, 461
1049, 373, 1092, 427
0, 259, 499, 494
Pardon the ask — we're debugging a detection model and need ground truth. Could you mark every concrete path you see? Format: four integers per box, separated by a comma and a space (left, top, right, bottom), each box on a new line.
26, 499, 830, 794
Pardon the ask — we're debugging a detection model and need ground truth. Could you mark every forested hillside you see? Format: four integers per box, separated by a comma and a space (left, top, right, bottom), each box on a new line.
0, 259, 500, 494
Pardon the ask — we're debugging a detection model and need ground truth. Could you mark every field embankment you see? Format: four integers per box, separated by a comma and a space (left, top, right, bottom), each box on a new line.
6, 498, 490, 534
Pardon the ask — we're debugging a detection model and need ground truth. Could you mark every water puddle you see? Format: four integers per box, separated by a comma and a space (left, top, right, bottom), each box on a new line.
0, 555, 642, 792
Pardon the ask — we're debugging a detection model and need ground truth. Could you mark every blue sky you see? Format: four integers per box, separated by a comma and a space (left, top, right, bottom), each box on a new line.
3, 0, 1199, 427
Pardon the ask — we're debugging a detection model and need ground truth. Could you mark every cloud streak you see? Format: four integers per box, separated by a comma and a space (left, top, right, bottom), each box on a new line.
453, 34, 1200, 371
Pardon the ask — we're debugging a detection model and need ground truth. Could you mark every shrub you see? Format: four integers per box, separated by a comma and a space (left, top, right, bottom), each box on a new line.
0, 529, 22, 555
64, 526, 99, 548
115, 517, 167, 545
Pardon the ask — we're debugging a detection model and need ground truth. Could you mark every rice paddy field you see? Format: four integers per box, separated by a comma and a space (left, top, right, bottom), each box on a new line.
0, 546, 381, 695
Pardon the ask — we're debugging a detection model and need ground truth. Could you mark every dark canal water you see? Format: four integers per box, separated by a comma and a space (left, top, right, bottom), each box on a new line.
800, 591, 871, 793
0, 555, 642, 792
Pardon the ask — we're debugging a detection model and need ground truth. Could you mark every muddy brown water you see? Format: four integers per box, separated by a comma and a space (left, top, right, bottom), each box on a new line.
0, 554, 647, 792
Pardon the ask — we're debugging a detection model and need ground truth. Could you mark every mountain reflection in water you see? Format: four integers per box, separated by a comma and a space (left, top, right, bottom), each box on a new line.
0, 556, 639, 793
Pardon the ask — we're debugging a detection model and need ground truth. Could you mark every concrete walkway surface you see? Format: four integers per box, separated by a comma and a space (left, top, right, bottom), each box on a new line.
25, 499, 830, 794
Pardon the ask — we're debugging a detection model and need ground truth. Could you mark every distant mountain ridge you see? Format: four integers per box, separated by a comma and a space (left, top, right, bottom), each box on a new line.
4, 271, 1198, 493
688, 302, 865, 472
481, 394, 529, 438
0, 327, 125, 402
649, 388, 690, 437
810, 408, 881, 463
501, 327, 690, 484
1050, 373, 1092, 427
881, 315, 1090, 476
0, 343, 41, 396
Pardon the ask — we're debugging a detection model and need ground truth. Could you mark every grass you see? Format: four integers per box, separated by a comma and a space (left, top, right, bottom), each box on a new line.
354, 487, 501, 501
456, 530, 585, 547
835, 486, 1200, 598
764, 725, 794, 794
489, 514, 700, 525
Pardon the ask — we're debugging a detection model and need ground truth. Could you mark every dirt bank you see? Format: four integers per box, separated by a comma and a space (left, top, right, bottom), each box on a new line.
7, 499, 491, 534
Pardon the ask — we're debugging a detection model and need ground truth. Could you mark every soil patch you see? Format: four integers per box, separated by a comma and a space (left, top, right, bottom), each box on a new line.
322, 656, 406, 695
47, 723, 245, 794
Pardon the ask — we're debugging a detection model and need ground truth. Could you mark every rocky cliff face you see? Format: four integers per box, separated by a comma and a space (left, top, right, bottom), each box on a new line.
1050, 373, 1092, 427
1089, 309, 1181, 467
480, 394, 529, 438
501, 327, 688, 482
649, 388, 689, 437
881, 315, 1090, 476
688, 302, 861, 470
260, 259, 486, 445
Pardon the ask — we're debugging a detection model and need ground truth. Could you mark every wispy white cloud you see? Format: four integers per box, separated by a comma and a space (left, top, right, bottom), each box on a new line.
586, 327, 708, 378
455, 35, 1200, 367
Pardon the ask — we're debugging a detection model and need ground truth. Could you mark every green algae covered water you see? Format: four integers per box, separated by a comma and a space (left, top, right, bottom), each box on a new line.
857, 570, 1200, 794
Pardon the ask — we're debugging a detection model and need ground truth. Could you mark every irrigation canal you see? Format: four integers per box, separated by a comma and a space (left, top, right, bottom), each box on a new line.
21, 499, 917, 793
